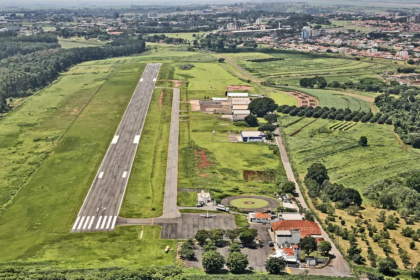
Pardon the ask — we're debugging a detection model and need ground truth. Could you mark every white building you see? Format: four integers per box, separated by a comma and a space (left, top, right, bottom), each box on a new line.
232, 109, 250, 115
270, 245, 301, 267
278, 213, 303, 221
227, 92, 249, 97
241, 131, 266, 142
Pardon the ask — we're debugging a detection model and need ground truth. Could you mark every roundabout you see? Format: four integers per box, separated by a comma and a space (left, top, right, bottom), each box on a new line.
222, 195, 280, 212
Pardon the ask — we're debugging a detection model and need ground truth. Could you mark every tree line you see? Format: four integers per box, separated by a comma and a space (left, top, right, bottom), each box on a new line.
0, 36, 146, 113
0, 33, 59, 60
375, 93, 420, 148
277, 105, 390, 124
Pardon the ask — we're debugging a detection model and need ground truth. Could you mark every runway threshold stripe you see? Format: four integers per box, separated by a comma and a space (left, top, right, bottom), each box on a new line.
111, 216, 118, 230
88, 216, 95, 229
72, 216, 81, 230
77, 216, 85, 230
101, 216, 108, 229
96, 216, 103, 229
122, 171, 127, 178
83, 216, 90, 229
111, 135, 119, 144
106, 216, 112, 229
98, 172, 104, 179
133, 135, 140, 144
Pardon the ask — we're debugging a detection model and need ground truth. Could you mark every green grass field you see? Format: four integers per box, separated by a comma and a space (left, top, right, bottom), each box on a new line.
177, 191, 197, 207
269, 90, 298, 106
230, 198, 269, 208
285, 87, 372, 112
279, 114, 420, 199
0, 59, 176, 268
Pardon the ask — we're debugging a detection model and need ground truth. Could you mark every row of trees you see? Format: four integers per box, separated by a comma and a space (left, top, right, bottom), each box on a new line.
278, 104, 390, 124
375, 93, 420, 148
0, 33, 59, 60
0, 36, 147, 113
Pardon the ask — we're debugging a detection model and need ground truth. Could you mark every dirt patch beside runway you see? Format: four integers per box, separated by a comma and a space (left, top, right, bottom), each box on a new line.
158, 90, 163, 108
227, 85, 252, 91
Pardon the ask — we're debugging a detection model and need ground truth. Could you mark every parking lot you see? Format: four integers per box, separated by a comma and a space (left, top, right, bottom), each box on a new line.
160, 213, 237, 239
184, 223, 273, 272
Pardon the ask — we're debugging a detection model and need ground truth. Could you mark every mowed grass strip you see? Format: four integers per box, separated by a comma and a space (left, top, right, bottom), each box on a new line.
119, 88, 172, 218
0, 62, 176, 268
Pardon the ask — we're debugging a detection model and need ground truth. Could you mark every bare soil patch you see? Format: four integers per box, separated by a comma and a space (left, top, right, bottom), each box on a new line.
194, 149, 213, 169
243, 170, 275, 181
227, 85, 252, 91
158, 79, 182, 87
283, 91, 319, 107
158, 90, 163, 109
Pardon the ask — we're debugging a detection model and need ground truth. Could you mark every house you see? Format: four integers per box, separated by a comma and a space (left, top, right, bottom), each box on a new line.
241, 131, 266, 142
249, 212, 271, 223
270, 245, 301, 267
271, 220, 322, 246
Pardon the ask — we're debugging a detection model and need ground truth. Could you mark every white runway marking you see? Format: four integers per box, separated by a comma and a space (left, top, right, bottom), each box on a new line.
98, 172, 104, 179
111, 216, 118, 229
140, 78, 144, 82
122, 171, 127, 178
77, 216, 85, 230
101, 216, 108, 229
88, 216, 95, 229
106, 216, 112, 229
153, 78, 157, 82
111, 135, 119, 144
72, 216, 80, 230
96, 216, 103, 229
83, 216, 90, 229
133, 135, 140, 144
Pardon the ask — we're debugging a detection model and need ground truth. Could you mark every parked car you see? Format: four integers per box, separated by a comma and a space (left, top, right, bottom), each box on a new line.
196, 203, 204, 207
268, 241, 274, 247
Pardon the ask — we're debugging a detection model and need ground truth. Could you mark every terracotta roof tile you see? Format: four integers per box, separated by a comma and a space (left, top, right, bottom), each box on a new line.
271, 220, 321, 237
254, 212, 271, 219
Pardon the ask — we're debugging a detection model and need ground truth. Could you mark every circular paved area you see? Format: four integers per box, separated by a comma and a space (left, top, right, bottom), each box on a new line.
222, 195, 280, 212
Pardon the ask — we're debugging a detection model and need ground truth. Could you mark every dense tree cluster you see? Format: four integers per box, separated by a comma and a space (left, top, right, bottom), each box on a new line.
248, 97, 278, 117
363, 176, 420, 216
277, 105, 385, 125
0, 36, 146, 113
375, 93, 420, 148
305, 163, 363, 208
299, 76, 327, 89
0, 33, 60, 60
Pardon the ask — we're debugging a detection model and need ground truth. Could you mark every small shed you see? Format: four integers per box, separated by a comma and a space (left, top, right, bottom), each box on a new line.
227, 92, 249, 97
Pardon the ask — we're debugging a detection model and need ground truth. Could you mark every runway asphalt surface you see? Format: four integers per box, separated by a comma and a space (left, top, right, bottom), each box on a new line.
71, 63, 161, 233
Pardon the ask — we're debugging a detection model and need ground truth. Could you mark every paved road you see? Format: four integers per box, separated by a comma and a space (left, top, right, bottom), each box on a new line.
274, 128, 352, 277
159, 87, 181, 219
71, 63, 161, 233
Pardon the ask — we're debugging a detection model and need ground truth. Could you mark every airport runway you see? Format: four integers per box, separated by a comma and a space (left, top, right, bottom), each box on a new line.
71, 63, 161, 233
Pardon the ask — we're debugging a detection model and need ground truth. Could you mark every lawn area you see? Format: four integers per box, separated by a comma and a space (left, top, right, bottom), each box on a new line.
174, 62, 254, 97
177, 191, 197, 207
279, 114, 420, 196
269, 90, 298, 106
0, 59, 176, 268
285, 87, 372, 112
230, 198, 269, 208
